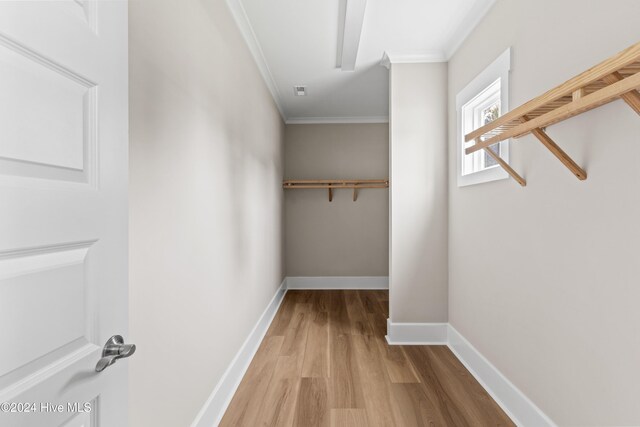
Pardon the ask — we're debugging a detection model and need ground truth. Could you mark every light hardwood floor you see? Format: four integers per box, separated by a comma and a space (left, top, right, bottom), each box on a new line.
220, 290, 514, 426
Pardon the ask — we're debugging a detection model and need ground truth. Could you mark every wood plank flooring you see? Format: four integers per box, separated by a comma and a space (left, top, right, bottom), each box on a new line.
220, 290, 514, 427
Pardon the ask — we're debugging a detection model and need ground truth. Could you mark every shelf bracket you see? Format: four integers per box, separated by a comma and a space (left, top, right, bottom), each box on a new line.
353, 188, 357, 202
328, 188, 333, 202
478, 139, 526, 187
602, 72, 640, 115
521, 115, 587, 180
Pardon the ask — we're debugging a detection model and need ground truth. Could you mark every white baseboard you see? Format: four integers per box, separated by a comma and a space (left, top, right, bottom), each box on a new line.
385, 319, 449, 345
385, 321, 555, 426
285, 276, 389, 290
447, 325, 556, 427
190, 279, 288, 427
190, 282, 554, 427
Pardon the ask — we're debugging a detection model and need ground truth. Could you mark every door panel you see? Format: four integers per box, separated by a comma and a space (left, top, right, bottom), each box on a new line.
0, 1, 128, 426
0, 244, 94, 378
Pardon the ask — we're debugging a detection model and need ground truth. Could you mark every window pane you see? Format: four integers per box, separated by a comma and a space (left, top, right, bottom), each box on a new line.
484, 145, 500, 167
481, 102, 500, 167
460, 77, 502, 176
483, 103, 500, 124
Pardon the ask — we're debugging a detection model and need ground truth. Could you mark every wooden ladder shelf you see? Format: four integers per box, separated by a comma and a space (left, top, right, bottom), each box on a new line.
465, 41, 640, 186
283, 179, 389, 202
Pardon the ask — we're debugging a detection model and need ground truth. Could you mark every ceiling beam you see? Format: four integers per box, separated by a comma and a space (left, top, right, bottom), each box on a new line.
340, 0, 367, 71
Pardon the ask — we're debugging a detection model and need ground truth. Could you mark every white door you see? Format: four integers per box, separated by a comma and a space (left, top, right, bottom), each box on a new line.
0, 1, 129, 426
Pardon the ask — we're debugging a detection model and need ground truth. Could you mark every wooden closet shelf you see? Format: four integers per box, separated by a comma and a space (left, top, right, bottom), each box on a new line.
464, 41, 640, 185
283, 179, 389, 202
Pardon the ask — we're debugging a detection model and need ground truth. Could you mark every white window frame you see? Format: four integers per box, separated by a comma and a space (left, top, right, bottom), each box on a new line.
456, 47, 511, 187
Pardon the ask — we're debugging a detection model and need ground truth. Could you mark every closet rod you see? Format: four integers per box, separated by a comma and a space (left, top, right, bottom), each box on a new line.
283, 179, 389, 202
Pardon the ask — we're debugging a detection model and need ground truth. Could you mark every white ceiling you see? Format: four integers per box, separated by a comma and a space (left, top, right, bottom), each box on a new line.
230, 0, 496, 123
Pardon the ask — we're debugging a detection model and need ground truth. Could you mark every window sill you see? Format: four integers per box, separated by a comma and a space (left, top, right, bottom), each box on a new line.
457, 165, 508, 187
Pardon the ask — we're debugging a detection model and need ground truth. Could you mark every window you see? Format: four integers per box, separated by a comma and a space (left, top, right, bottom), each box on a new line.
456, 48, 511, 187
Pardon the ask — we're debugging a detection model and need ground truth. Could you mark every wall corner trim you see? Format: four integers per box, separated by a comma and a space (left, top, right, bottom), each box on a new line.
447, 325, 557, 427
385, 319, 449, 344
286, 276, 389, 290
190, 278, 287, 427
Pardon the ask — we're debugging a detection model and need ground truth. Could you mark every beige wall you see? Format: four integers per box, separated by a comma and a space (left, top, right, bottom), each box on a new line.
128, 1, 284, 426
284, 123, 389, 276
390, 63, 448, 323
448, 1, 640, 424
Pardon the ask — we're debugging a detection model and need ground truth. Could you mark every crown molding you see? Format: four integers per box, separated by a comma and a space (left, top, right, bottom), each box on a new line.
380, 0, 497, 68
224, 0, 286, 119
444, 0, 497, 60
380, 50, 447, 69
226, 0, 496, 118
285, 116, 389, 125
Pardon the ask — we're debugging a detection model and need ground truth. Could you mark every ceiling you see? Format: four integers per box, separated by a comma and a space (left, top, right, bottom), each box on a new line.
229, 0, 496, 123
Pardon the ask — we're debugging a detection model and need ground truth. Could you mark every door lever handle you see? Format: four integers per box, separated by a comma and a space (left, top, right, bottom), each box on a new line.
96, 335, 136, 372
